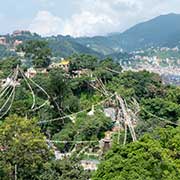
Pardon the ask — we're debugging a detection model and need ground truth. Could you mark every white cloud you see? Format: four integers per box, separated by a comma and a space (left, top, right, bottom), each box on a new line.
29, 11, 64, 36
29, 0, 180, 37
61, 0, 146, 37
63, 11, 115, 37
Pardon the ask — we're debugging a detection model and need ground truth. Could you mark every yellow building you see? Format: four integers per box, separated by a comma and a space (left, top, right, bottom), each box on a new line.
59, 60, 70, 72
49, 59, 70, 72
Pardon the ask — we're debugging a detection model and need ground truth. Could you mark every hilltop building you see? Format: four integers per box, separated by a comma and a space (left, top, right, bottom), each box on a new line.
49, 59, 70, 72
59, 59, 70, 72
0, 37, 7, 45
13, 40, 23, 48
72, 69, 92, 78
12, 30, 30, 36
25, 68, 37, 78
25, 67, 48, 78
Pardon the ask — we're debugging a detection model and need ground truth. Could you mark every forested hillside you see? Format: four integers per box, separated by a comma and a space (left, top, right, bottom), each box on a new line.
0, 40, 180, 179
0, 32, 102, 59
109, 13, 180, 51
77, 13, 180, 52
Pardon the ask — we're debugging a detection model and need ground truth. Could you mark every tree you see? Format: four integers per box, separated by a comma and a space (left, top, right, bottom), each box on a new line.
52, 111, 113, 152
166, 86, 180, 104
0, 57, 21, 77
69, 54, 98, 72
95, 58, 122, 83
39, 159, 90, 180
19, 40, 52, 68
93, 127, 180, 180
48, 68, 79, 114
108, 71, 165, 99
0, 115, 53, 179
0, 45, 16, 59
141, 98, 180, 122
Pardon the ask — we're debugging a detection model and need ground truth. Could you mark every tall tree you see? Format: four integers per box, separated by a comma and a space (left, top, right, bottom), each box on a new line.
0, 115, 53, 179
19, 40, 52, 68
39, 159, 90, 180
0, 57, 21, 77
93, 127, 180, 180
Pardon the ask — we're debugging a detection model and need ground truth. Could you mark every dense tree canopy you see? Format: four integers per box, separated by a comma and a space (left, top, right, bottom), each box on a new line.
0, 57, 21, 77
0, 115, 53, 180
69, 54, 98, 71
52, 111, 113, 152
39, 159, 90, 180
107, 70, 165, 99
0, 46, 180, 180
93, 126, 180, 180
95, 58, 122, 82
18, 40, 52, 68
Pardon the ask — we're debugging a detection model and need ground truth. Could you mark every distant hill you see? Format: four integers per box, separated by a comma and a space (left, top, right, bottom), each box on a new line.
0, 31, 102, 59
75, 36, 119, 55
47, 35, 102, 58
109, 13, 180, 51
77, 13, 180, 53
1, 14, 180, 59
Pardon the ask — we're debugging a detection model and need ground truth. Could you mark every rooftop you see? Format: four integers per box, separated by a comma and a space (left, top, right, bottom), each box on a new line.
60, 60, 70, 65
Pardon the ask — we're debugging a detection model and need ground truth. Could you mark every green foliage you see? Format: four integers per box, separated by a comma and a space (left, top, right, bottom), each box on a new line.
108, 70, 165, 99
19, 40, 52, 68
48, 68, 79, 113
141, 98, 180, 122
52, 111, 113, 152
95, 58, 122, 82
93, 127, 180, 180
28, 68, 80, 134
79, 92, 103, 109
69, 54, 98, 71
0, 46, 180, 180
39, 159, 90, 180
166, 87, 180, 104
0, 57, 21, 77
0, 45, 16, 59
0, 115, 53, 179
74, 112, 112, 141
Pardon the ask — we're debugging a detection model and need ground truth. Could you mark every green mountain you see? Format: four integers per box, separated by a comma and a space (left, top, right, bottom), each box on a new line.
46, 35, 102, 58
110, 13, 180, 51
76, 13, 180, 53
0, 32, 102, 59
75, 36, 119, 55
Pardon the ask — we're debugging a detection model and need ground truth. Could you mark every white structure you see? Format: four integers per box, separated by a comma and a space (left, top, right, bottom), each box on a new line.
81, 160, 100, 171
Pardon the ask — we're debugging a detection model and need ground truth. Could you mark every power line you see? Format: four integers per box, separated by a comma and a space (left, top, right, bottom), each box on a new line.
0, 72, 13, 94
47, 140, 98, 144
19, 68, 36, 109
31, 139, 98, 144
38, 94, 115, 124
142, 107, 179, 126
0, 88, 15, 119
105, 67, 122, 74
19, 68, 51, 111
0, 68, 19, 118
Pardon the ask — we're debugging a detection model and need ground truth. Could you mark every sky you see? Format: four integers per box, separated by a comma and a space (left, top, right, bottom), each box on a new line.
0, 0, 180, 37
